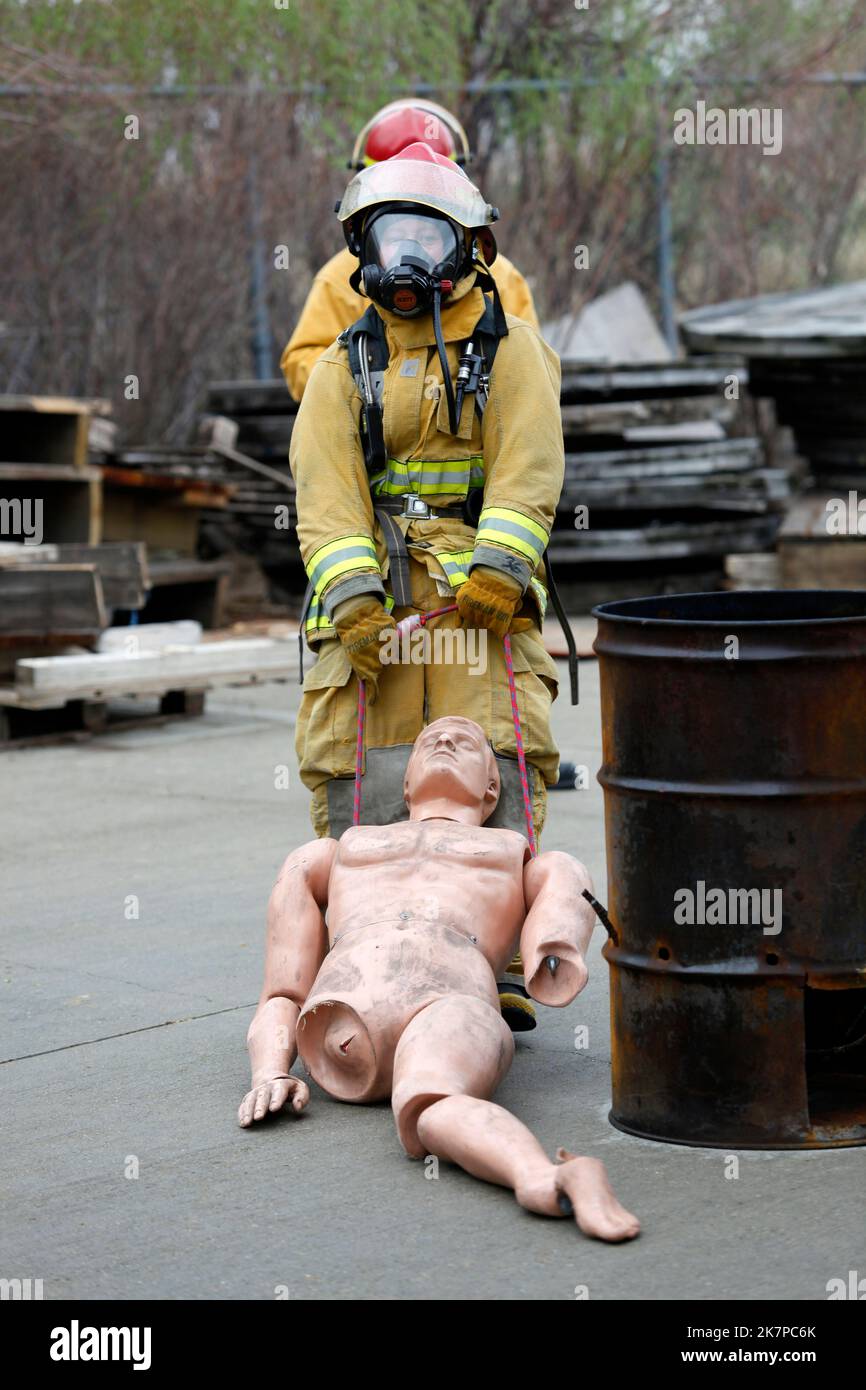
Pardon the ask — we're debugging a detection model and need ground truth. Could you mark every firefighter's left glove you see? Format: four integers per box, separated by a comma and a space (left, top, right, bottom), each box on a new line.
332, 595, 397, 704
457, 567, 533, 639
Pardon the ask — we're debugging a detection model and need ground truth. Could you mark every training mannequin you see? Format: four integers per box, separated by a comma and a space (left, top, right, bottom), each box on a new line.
239, 715, 639, 1242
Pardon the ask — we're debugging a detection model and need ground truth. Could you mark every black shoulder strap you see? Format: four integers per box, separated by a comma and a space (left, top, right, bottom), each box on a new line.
340, 304, 389, 383
472, 262, 510, 342
471, 291, 507, 374
340, 305, 388, 475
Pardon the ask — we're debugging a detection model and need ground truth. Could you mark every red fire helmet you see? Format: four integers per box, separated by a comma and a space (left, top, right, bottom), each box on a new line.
349, 99, 472, 170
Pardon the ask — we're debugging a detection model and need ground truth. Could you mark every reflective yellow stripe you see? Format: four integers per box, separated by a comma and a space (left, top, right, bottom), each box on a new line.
529, 576, 548, 619
305, 590, 395, 637
476, 506, 548, 565
432, 549, 474, 587
433, 550, 548, 616
306, 535, 380, 593
370, 457, 484, 498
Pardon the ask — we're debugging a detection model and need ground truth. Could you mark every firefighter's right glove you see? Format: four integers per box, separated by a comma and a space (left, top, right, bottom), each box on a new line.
332, 595, 396, 703
457, 567, 533, 640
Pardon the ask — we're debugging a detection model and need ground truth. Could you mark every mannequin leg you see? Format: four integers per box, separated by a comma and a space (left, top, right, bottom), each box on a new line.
392, 994, 639, 1243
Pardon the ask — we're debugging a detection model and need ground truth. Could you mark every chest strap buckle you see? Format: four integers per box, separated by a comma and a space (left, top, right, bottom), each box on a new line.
400, 493, 436, 520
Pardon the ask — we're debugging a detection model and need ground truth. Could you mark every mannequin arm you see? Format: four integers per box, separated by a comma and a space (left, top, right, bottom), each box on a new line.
520, 851, 595, 1006
246, 837, 336, 1087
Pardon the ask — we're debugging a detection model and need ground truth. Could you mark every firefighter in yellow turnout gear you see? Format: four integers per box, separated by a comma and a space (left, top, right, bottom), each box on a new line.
289, 144, 564, 1029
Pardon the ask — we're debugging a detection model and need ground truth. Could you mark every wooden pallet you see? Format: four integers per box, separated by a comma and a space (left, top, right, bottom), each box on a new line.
0, 637, 297, 744
0, 689, 208, 745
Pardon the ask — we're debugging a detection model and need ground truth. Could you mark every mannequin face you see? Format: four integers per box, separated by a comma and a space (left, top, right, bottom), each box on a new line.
404, 717, 499, 817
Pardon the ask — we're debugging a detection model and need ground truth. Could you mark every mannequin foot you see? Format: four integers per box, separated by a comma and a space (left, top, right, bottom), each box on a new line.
554, 1149, 640, 1242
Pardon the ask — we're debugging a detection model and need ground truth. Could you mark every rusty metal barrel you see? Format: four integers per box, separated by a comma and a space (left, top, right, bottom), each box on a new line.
593, 590, 866, 1148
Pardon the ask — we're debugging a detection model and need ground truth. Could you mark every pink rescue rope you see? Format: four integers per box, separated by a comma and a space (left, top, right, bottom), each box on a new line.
352, 674, 367, 829
503, 632, 537, 858
354, 606, 536, 856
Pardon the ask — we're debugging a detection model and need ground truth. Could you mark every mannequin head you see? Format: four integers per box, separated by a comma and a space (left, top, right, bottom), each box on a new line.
404, 717, 500, 824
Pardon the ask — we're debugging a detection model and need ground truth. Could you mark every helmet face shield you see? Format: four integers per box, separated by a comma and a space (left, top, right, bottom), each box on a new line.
363, 211, 461, 277
339, 144, 498, 321
338, 151, 495, 231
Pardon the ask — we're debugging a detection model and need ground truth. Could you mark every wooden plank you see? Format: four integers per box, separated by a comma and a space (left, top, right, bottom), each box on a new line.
680, 280, 866, 356
564, 449, 758, 482
0, 564, 106, 640
209, 442, 293, 489
0, 394, 93, 414
561, 469, 790, 512
101, 488, 201, 555
87, 417, 118, 454
206, 380, 298, 416
0, 463, 101, 481
0, 543, 60, 565
622, 420, 726, 444
777, 491, 854, 540
560, 399, 738, 438
114, 446, 227, 468
102, 464, 232, 501
547, 516, 779, 563
55, 542, 148, 610
98, 620, 202, 653
724, 553, 783, 589
13, 637, 297, 701
88, 475, 102, 545
0, 472, 102, 545
779, 541, 866, 588
560, 401, 652, 432
559, 361, 746, 402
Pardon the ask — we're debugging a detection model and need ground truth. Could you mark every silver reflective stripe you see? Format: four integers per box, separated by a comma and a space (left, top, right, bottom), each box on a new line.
307, 541, 379, 592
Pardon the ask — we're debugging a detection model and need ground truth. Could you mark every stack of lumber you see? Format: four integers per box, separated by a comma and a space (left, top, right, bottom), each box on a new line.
198, 389, 297, 569
99, 439, 278, 624
0, 395, 106, 545
102, 444, 236, 556
550, 359, 788, 567
0, 541, 147, 649
725, 490, 866, 590
204, 381, 298, 466
746, 358, 866, 488
776, 490, 865, 588
682, 280, 866, 590
680, 281, 866, 490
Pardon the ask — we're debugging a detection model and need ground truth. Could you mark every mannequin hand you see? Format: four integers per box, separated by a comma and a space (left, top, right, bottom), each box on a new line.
457, 567, 533, 639
332, 596, 397, 703
238, 1075, 310, 1127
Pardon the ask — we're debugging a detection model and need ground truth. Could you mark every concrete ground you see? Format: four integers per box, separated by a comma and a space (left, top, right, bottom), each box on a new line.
1, 658, 862, 1301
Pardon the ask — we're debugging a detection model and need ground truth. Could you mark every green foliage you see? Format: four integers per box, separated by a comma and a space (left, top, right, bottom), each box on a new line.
4, 0, 863, 139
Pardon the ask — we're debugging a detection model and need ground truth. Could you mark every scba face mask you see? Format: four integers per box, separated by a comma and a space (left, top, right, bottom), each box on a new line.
360, 210, 464, 317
